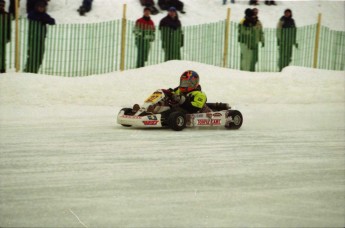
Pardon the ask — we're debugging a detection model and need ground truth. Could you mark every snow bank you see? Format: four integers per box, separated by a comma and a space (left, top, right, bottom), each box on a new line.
0, 61, 344, 107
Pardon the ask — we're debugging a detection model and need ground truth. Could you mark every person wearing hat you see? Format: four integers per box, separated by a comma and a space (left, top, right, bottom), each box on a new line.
24, 0, 55, 73
133, 7, 155, 68
168, 0, 185, 14
277, 9, 298, 71
0, 0, 11, 73
26, 0, 49, 14
238, 8, 257, 71
159, 6, 184, 61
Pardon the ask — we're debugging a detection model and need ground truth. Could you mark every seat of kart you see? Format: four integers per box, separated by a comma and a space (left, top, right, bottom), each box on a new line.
204, 103, 230, 112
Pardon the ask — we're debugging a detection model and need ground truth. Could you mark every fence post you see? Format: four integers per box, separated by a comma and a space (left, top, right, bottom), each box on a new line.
223, 8, 231, 68
313, 13, 322, 68
120, 4, 127, 71
15, 0, 20, 72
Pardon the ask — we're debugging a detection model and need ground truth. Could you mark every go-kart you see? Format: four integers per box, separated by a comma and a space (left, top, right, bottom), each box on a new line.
117, 89, 243, 131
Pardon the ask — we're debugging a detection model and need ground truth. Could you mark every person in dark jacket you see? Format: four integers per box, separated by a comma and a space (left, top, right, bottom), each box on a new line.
249, 0, 258, 5
78, 0, 93, 16
134, 7, 155, 68
158, 0, 185, 14
24, 1, 55, 73
26, 0, 49, 14
0, 0, 11, 73
277, 9, 298, 71
159, 7, 184, 61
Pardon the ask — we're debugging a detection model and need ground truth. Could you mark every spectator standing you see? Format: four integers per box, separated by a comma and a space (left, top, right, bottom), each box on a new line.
159, 7, 184, 61
78, 0, 93, 16
277, 9, 298, 71
0, 0, 11, 73
27, 0, 49, 14
133, 7, 155, 68
238, 8, 256, 71
251, 8, 264, 71
24, 1, 55, 73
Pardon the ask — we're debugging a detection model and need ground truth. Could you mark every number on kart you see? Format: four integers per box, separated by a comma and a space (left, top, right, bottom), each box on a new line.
145, 92, 163, 103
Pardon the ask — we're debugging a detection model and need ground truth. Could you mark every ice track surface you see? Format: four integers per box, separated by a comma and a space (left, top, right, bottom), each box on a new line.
0, 62, 344, 227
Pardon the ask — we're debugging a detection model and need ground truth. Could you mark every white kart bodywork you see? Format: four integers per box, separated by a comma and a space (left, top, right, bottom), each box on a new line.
117, 89, 242, 130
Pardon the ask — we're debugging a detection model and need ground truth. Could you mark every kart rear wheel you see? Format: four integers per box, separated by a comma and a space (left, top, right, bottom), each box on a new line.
226, 110, 243, 130
168, 111, 186, 131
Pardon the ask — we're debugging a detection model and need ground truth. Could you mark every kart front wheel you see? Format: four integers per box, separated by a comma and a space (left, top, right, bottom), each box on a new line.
226, 110, 243, 130
168, 111, 186, 131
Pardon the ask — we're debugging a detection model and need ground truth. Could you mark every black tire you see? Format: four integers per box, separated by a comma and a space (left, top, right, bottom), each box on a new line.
119, 108, 133, 127
168, 111, 186, 131
226, 110, 243, 130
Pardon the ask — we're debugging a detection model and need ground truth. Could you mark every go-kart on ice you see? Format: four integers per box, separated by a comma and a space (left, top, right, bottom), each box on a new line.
117, 89, 243, 131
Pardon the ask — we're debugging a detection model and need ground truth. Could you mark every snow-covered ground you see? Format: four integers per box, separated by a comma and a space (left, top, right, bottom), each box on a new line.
1, 61, 344, 227
1, 0, 345, 227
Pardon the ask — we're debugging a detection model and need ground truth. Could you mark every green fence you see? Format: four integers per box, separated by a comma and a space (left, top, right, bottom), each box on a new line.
1, 18, 344, 76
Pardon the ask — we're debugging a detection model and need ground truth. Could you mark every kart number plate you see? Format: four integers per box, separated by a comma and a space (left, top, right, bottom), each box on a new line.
145, 92, 163, 103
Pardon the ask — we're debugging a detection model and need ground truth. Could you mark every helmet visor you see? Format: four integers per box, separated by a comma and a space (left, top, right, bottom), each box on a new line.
180, 79, 197, 89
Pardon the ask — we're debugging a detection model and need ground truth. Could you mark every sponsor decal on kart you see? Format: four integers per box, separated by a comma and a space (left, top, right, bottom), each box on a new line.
121, 115, 142, 119
143, 120, 159, 125
191, 113, 204, 118
213, 113, 222, 117
197, 119, 221, 126
147, 115, 158, 120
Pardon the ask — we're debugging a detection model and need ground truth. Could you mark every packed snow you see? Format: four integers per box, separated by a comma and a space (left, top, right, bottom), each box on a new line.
1, 0, 345, 227
1, 61, 345, 227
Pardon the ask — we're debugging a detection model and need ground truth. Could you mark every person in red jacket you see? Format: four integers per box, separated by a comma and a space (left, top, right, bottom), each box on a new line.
133, 7, 155, 68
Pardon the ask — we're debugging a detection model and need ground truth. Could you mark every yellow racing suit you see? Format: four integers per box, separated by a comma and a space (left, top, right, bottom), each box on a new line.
172, 86, 207, 113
